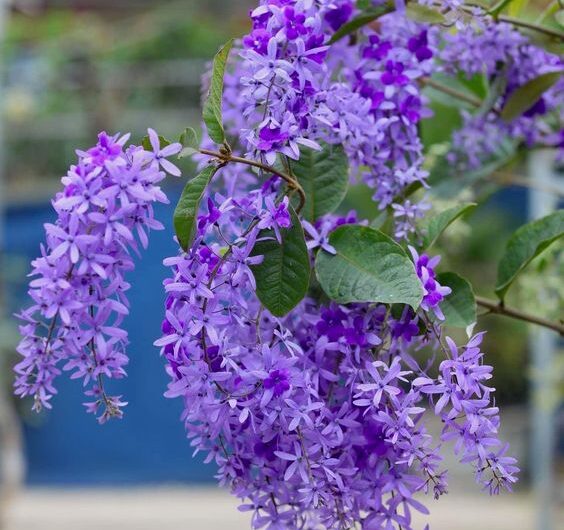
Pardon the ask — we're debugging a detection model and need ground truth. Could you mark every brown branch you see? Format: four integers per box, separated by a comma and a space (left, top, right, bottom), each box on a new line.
199, 149, 306, 213
475, 295, 564, 336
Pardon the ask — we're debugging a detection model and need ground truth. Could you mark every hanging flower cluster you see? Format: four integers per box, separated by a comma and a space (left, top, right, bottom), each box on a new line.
439, 21, 563, 168
14, 130, 181, 422
16, 0, 564, 528
219, 0, 435, 239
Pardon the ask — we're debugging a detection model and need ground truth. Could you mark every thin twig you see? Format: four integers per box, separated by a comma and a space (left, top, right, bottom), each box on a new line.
199, 148, 306, 213
498, 15, 564, 41
475, 295, 564, 336
420, 77, 483, 108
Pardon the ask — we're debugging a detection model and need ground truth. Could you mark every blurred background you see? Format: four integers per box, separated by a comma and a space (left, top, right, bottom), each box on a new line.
0, 1, 561, 529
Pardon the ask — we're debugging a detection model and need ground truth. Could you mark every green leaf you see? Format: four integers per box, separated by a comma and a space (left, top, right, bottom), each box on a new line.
174, 164, 218, 251
421, 203, 477, 249
405, 4, 446, 23
556, 10, 564, 28
315, 225, 423, 308
142, 134, 170, 151
290, 143, 349, 222
437, 272, 477, 328
501, 71, 563, 122
202, 39, 233, 145
178, 127, 200, 158
495, 211, 564, 300
251, 207, 311, 317
329, 3, 394, 43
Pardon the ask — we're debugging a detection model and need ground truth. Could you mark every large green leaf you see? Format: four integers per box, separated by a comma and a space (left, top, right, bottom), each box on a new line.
315, 225, 423, 308
496, 210, 564, 300
251, 207, 310, 317
202, 40, 233, 145
329, 3, 394, 43
291, 144, 349, 222
174, 164, 218, 251
421, 203, 477, 249
437, 272, 477, 328
501, 71, 563, 122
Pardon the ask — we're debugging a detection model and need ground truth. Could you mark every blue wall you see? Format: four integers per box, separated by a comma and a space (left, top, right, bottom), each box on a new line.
4, 191, 216, 485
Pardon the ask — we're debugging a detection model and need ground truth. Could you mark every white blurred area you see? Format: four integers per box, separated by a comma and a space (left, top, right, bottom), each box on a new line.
3, 407, 562, 530
3, 487, 555, 530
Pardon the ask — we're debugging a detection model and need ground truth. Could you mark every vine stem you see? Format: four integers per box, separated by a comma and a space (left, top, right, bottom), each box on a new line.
452, 2, 564, 41
199, 148, 306, 213
420, 77, 482, 108
475, 295, 564, 336
498, 15, 564, 41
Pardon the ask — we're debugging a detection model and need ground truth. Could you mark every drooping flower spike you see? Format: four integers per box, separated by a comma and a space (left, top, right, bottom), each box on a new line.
15, 131, 181, 423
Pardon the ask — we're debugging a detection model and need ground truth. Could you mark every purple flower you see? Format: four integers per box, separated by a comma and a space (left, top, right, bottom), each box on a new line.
410, 246, 452, 319
243, 28, 271, 55
257, 196, 291, 243
283, 6, 308, 40
263, 369, 291, 397
147, 128, 182, 176
324, 2, 353, 31
408, 31, 433, 62
381, 61, 409, 86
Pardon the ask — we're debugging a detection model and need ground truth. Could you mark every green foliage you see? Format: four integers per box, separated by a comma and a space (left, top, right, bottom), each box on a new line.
405, 3, 446, 23
174, 164, 219, 251
437, 272, 477, 328
315, 225, 423, 308
178, 127, 200, 158
141, 134, 170, 151
501, 71, 563, 122
329, 3, 394, 43
251, 208, 311, 317
291, 144, 349, 222
202, 40, 233, 145
496, 210, 564, 300
421, 203, 477, 249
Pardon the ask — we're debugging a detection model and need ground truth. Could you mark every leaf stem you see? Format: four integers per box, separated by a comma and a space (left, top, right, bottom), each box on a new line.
453, 2, 564, 41
498, 15, 564, 41
199, 148, 306, 213
475, 295, 564, 335
420, 77, 483, 107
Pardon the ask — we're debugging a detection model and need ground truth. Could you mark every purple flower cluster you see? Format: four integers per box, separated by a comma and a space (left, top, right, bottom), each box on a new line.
156, 169, 516, 527
216, 0, 436, 239
414, 333, 519, 494
15, 1, 538, 527
14, 130, 181, 422
439, 22, 563, 168
150, 2, 527, 527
